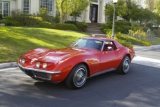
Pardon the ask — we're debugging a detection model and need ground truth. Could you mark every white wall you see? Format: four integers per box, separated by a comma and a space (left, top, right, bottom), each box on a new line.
10, 0, 16, 12
30, 0, 39, 14
16, 0, 22, 10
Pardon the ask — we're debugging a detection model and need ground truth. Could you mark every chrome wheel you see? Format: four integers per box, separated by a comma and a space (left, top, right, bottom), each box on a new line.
65, 64, 88, 89
123, 57, 130, 73
117, 56, 130, 74
73, 67, 87, 87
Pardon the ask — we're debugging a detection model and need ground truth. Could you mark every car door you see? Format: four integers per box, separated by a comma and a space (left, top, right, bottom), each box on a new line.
100, 41, 117, 71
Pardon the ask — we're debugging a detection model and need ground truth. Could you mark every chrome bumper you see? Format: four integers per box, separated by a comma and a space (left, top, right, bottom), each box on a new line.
18, 63, 61, 80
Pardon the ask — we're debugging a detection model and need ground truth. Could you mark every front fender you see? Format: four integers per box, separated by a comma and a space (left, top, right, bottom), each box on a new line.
52, 54, 100, 82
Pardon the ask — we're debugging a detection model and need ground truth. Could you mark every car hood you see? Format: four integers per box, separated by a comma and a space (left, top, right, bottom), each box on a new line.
23, 47, 93, 63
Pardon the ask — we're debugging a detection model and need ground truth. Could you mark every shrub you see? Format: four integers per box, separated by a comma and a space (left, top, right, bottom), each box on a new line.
115, 21, 131, 34
5, 15, 43, 26
52, 23, 78, 31
3, 20, 17, 26
115, 38, 133, 49
65, 21, 77, 24
36, 21, 53, 28
101, 21, 131, 34
116, 33, 151, 46
5, 16, 13, 20
102, 31, 133, 48
76, 22, 88, 32
129, 30, 147, 40
0, 14, 2, 20
0, 20, 4, 23
65, 21, 88, 32
38, 8, 60, 23
101, 21, 112, 33
105, 29, 112, 38
152, 29, 160, 38
130, 22, 142, 31
141, 41, 151, 46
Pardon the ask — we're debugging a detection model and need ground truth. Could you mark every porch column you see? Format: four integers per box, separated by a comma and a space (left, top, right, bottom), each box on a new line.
84, 5, 91, 23
99, 0, 106, 23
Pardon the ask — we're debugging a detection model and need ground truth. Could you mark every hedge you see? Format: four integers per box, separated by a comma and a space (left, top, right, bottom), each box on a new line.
52, 23, 78, 31
116, 33, 151, 46
4, 15, 79, 31
65, 21, 88, 32
101, 20, 131, 34
0, 14, 2, 20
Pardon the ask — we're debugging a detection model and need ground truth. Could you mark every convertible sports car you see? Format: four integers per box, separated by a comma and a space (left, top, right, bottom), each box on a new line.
18, 37, 135, 89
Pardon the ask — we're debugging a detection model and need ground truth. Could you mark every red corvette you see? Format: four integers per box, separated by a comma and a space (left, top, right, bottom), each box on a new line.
18, 37, 135, 89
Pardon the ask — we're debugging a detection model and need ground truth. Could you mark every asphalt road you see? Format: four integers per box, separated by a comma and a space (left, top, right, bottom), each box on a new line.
0, 46, 160, 107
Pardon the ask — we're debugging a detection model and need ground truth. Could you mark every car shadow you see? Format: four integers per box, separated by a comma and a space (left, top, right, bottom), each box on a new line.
33, 63, 160, 101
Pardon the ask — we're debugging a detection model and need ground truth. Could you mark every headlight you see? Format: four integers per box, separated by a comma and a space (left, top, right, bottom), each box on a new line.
36, 62, 40, 68
20, 58, 25, 64
42, 63, 47, 69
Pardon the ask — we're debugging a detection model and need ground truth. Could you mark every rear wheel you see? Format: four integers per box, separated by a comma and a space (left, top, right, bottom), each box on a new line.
65, 64, 88, 89
118, 56, 130, 74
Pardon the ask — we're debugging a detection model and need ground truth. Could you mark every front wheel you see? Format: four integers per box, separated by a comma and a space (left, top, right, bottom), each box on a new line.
65, 64, 88, 89
117, 56, 130, 74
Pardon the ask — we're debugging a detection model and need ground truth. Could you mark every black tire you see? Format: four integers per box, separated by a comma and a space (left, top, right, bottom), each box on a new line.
117, 56, 130, 74
65, 64, 88, 89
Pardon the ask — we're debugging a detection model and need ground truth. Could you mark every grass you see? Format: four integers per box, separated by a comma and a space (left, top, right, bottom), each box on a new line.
147, 37, 160, 45
0, 26, 159, 63
0, 26, 88, 63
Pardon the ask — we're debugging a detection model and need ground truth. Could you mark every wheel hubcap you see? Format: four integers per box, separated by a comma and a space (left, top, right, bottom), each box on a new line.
123, 58, 130, 73
73, 68, 87, 87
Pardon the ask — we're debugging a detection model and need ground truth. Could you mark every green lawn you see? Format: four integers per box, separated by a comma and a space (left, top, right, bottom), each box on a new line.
147, 37, 160, 45
0, 26, 88, 63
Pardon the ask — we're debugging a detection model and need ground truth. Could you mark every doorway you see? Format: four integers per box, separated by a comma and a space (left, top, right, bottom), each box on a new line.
90, 4, 98, 23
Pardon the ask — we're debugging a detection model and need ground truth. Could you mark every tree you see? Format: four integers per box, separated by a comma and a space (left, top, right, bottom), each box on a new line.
144, 0, 160, 14
56, 0, 73, 23
71, 0, 89, 21
145, 0, 155, 11
120, 0, 140, 21
152, 0, 160, 14
138, 8, 154, 27
153, 12, 160, 26
105, 0, 140, 21
56, 0, 89, 23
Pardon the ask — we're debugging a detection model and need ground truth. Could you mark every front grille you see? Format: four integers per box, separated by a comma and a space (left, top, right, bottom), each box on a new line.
22, 69, 34, 77
33, 71, 49, 80
26, 70, 34, 77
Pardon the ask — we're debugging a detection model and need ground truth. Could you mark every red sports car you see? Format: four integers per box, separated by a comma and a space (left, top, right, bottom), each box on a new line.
18, 37, 135, 89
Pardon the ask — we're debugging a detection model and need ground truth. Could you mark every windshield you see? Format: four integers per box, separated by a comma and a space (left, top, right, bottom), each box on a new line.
72, 38, 103, 51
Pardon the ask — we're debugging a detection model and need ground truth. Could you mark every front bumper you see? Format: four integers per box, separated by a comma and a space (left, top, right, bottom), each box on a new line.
18, 63, 61, 81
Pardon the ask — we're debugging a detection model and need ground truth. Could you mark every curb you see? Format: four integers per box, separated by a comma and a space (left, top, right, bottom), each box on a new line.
0, 62, 18, 69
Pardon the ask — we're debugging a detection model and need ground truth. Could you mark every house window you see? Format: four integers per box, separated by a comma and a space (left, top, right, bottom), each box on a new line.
40, 0, 53, 15
0, 2, 10, 17
23, 0, 30, 14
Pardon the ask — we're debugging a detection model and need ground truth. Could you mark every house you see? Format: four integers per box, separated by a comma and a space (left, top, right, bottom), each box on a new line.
0, 0, 112, 23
